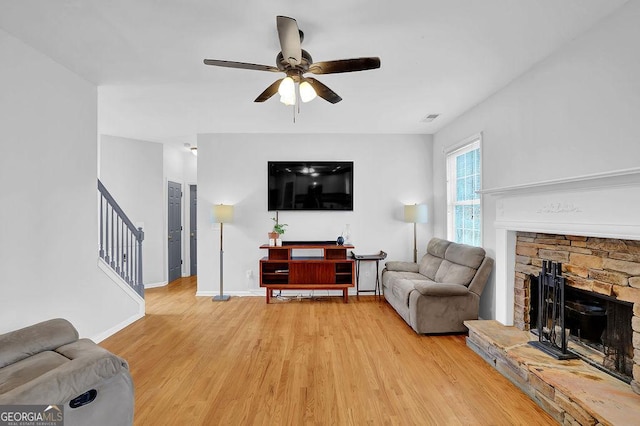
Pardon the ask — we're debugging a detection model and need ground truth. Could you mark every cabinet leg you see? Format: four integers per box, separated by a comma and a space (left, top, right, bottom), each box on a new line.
343, 289, 348, 303
266, 289, 271, 304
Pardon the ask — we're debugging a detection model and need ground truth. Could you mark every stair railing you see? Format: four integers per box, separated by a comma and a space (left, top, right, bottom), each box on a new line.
98, 180, 144, 298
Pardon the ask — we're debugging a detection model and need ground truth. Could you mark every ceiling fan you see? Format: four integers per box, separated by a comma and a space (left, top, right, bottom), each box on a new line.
203, 16, 381, 105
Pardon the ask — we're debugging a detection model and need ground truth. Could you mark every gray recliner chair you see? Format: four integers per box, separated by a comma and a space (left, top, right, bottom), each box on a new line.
382, 238, 494, 334
0, 318, 134, 425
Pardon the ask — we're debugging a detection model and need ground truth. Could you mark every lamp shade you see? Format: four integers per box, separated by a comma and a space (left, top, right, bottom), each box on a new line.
213, 204, 234, 223
404, 204, 428, 223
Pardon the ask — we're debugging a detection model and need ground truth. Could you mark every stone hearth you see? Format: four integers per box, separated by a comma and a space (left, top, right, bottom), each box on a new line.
466, 320, 640, 425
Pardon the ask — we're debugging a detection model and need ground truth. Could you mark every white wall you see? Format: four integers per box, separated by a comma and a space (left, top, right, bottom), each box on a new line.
100, 135, 165, 285
196, 134, 433, 296
432, 1, 640, 320
0, 29, 140, 339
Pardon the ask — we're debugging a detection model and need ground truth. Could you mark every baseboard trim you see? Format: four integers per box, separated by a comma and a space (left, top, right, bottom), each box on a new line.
145, 280, 168, 289
91, 312, 144, 343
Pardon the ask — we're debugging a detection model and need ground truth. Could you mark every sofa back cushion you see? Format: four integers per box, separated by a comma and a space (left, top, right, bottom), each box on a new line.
418, 238, 451, 279
445, 242, 486, 269
433, 240, 487, 286
434, 260, 477, 286
418, 254, 440, 280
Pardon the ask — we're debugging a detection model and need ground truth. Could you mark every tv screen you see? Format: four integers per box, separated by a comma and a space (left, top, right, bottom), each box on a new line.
268, 161, 353, 211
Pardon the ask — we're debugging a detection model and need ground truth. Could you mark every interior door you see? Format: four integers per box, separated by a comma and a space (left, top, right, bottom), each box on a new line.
189, 185, 197, 276
168, 181, 182, 283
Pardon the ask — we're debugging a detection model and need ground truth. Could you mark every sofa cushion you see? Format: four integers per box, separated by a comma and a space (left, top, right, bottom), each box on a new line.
390, 279, 417, 307
444, 243, 486, 269
0, 351, 68, 394
418, 254, 442, 280
434, 260, 477, 286
427, 238, 451, 257
382, 270, 425, 287
0, 319, 78, 369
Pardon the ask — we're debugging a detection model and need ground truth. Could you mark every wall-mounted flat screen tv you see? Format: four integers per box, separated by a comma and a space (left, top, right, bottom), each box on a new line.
268, 161, 353, 211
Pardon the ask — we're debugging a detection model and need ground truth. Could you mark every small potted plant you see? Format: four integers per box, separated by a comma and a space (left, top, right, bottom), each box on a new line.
269, 216, 287, 245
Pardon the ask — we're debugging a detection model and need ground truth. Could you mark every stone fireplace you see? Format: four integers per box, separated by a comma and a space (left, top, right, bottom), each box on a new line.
463, 169, 640, 423
484, 167, 640, 392
514, 232, 637, 385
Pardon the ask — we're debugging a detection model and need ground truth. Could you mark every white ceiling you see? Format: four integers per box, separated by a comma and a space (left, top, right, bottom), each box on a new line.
0, 0, 628, 143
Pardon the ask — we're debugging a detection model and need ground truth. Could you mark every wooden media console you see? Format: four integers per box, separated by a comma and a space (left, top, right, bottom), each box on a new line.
259, 242, 355, 303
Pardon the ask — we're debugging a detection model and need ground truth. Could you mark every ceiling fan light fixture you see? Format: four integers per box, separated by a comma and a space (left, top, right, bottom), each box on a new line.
278, 76, 295, 97
278, 76, 296, 105
299, 80, 317, 103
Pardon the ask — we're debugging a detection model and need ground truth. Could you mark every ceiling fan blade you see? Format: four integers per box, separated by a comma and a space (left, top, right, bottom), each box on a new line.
254, 79, 284, 102
308, 57, 381, 75
276, 16, 302, 66
305, 78, 342, 104
203, 59, 279, 72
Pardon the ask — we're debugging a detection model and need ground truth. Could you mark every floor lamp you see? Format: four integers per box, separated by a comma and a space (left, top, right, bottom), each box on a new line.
404, 203, 428, 263
212, 204, 234, 302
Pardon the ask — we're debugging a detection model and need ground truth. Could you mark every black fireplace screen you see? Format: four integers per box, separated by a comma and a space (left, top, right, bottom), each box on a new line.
529, 260, 577, 360
529, 263, 634, 382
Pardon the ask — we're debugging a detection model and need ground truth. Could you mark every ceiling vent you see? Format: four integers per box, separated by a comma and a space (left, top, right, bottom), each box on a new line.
421, 114, 440, 123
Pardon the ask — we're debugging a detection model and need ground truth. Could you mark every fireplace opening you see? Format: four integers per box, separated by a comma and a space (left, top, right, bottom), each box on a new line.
529, 275, 634, 383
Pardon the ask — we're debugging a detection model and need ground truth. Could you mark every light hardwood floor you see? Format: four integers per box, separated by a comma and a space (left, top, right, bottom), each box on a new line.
101, 277, 554, 425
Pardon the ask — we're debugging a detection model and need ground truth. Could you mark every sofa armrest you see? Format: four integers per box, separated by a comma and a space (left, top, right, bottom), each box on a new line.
384, 261, 420, 273
467, 256, 494, 296
413, 281, 470, 297
0, 319, 79, 369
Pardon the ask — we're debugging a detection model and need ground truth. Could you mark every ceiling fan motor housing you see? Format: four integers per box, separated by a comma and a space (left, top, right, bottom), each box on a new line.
276, 50, 313, 72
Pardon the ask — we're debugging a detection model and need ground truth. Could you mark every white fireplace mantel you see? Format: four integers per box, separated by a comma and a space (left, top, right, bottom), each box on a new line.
483, 167, 640, 325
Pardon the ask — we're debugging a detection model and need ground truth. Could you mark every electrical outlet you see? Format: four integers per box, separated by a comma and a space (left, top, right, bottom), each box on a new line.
245, 270, 253, 278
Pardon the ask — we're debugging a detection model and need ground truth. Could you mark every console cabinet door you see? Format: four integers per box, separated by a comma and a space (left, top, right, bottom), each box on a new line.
289, 263, 335, 284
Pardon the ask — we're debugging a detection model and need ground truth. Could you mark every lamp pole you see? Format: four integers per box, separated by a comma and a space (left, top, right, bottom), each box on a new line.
214, 222, 229, 301
413, 221, 418, 263
212, 204, 233, 302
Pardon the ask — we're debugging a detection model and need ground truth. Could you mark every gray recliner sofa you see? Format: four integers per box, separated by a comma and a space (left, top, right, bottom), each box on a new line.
382, 238, 494, 334
0, 318, 134, 425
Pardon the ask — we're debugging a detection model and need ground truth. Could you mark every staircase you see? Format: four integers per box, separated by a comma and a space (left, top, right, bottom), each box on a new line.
98, 180, 144, 298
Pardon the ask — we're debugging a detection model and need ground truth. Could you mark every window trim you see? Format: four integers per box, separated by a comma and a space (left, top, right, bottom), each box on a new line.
446, 133, 483, 246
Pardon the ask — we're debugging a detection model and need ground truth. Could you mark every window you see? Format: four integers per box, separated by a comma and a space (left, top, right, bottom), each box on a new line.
446, 135, 482, 246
